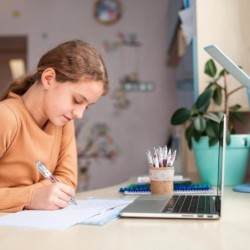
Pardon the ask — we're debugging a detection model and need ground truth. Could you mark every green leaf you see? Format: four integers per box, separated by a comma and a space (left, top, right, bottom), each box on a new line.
209, 137, 219, 147
198, 102, 210, 114
218, 69, 229, 77
185, 124, 194, 150
205, 82, 217, 92
193, 129, 202, 142
171, 108, 191, 125
190, 103, 199, 114
206, 120, 219, 138
213, 86, 222, 105
185, 124, 193, 141
193, 116, 206, 132
196, 89, 213, 112
217, 112, 225, 120
204, 59, 217, 77
230, 111, 243, 122
203, 112, 221, 123
229, 104, 241, 112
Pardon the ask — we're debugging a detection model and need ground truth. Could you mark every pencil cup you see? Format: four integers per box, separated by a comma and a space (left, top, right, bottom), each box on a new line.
149, 167, 174, 195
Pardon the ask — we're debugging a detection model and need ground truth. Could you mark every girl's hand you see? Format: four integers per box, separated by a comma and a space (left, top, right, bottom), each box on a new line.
25, 182, 75, 210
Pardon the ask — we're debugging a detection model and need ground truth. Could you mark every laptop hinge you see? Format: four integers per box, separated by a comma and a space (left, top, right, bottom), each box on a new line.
215, 196, 221, 214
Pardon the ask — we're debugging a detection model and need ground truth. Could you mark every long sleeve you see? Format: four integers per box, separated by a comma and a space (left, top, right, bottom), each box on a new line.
0, 180, 51, 212
0, 101, 18, 158
0, 93, 78, 212
53, 121, 78, 190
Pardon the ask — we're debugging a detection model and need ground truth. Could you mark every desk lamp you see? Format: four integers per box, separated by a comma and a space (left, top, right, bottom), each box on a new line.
204, 44, 250, 193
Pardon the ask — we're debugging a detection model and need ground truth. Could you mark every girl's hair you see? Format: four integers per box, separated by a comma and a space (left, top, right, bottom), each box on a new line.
0, 40, 109, 101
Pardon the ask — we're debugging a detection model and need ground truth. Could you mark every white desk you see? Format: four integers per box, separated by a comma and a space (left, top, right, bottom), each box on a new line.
0, 182, 250, 250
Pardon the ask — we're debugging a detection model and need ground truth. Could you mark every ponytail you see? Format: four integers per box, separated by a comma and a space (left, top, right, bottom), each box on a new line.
0, 73, 38, 101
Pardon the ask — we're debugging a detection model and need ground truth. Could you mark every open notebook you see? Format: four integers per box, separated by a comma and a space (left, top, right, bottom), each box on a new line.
120, 115, 226, 220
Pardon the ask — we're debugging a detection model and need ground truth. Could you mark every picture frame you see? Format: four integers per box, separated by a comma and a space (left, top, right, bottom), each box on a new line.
94, 0, 122, 26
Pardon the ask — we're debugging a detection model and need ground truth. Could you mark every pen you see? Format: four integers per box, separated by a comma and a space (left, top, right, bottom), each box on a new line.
157, 147, 163, 167
163, 145, 168, 167
146, 149, 153, 167
153, 150, 159, 168
169, 150, 177, 167
36, 160, 77, 206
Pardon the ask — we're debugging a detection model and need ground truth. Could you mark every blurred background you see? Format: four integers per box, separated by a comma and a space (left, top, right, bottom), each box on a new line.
0, 0, 249, 191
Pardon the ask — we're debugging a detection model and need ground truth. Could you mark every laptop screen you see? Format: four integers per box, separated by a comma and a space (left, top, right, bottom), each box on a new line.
217, 114, 226, 199
213, 114, 226, 216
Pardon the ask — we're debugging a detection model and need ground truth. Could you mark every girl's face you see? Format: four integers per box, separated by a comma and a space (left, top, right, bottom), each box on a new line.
43, 73, 104, 127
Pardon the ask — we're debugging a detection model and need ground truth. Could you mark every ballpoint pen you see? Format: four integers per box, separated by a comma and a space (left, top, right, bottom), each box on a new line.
36, 160, 77, 206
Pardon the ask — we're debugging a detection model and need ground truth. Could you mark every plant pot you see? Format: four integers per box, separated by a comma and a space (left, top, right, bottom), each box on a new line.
192, 135, 250, 186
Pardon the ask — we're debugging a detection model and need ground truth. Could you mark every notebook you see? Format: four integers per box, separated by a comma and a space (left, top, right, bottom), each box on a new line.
120, 114, 226, 220
119, 183, 214, 195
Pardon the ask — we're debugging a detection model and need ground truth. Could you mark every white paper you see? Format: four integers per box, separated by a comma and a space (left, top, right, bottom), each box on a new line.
0, 206, 99, 230
0, 198, 134, 230
78, 198, 135, 225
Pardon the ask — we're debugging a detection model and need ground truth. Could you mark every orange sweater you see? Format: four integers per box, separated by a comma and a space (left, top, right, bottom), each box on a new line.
0, 93, 78, 212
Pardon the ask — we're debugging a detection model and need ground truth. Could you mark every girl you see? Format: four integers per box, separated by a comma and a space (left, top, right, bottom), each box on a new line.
0, 40, 109, 212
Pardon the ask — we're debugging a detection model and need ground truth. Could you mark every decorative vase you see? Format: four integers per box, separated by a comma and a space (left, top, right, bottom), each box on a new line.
192, 135, 250, 186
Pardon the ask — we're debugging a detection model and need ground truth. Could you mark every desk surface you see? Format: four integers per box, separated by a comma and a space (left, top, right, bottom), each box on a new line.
0, 182, 250, 250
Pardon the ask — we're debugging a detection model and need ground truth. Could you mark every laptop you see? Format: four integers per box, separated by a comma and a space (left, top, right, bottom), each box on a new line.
120, 114, 226, 219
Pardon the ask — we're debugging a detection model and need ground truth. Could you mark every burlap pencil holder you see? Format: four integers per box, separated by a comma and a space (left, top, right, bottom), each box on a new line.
149, 166, 174, 195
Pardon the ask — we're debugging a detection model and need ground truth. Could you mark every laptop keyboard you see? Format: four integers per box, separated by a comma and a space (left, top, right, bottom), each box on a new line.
162, 195, 215, 214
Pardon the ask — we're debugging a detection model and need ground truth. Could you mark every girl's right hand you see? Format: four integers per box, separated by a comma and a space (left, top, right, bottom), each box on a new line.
25, 182, 75, 210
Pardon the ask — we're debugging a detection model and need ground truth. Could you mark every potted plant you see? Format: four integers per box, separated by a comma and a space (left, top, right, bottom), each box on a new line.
171, 58, 250, 186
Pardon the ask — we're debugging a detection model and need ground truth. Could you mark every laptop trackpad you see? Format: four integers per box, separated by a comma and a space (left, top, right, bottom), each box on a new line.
123, 195, 171, 213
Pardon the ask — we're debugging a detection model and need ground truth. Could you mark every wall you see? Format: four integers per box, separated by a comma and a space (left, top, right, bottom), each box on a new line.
195, 0, 250, 178
0, 0, 177, 190
196, 0, 250, 111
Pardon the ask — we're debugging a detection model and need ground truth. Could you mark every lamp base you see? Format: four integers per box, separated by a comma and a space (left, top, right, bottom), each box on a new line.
233, 183, 250, 193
